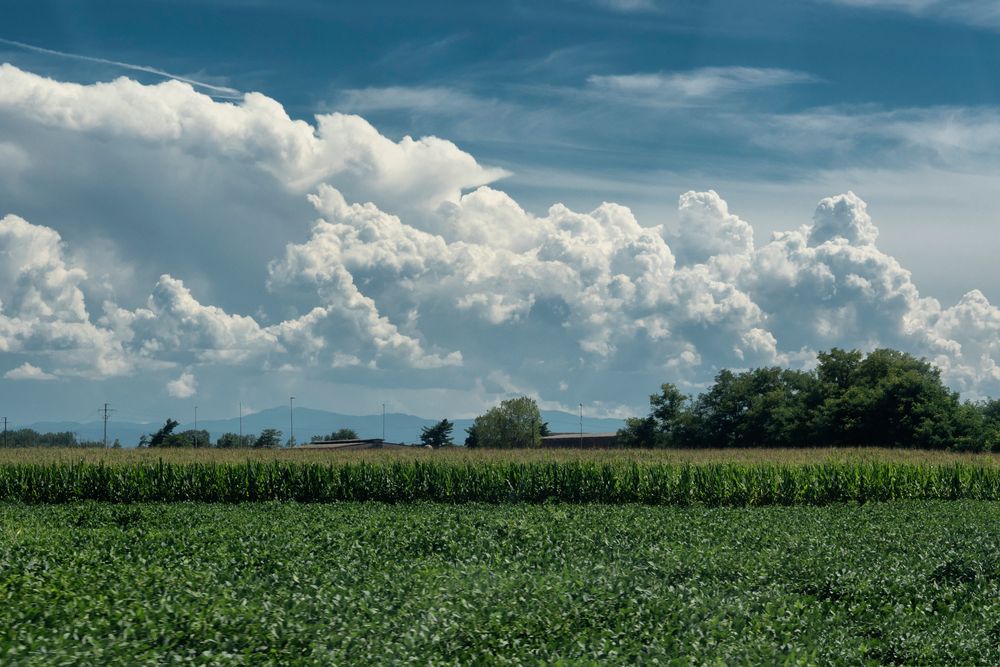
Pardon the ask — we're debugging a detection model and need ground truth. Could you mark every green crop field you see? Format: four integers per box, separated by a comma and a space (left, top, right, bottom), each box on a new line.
2, 446, 999, 466
1, 501, 999, 665
3, 459, 1000, 504
3, 451, 999, 664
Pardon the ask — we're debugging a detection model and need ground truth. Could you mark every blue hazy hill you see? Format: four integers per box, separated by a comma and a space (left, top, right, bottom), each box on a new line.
27, 407, 626, 447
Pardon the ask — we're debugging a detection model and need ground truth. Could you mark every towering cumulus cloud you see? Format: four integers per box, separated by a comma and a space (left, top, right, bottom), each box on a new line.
1, 64, 999, 412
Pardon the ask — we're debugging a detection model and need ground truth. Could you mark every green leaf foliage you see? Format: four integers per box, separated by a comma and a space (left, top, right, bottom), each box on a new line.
147, 419, 180, 448
254, 428, 283, 449
618, 348, 1000, 450
312, 429, 359, 442
216, 433, 256, 449
419, 419, 454, 447
467, 396, 544, 448
1, 501, 999, 664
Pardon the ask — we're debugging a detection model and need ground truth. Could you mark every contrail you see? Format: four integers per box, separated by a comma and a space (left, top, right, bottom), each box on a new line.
0, 37, 242, 98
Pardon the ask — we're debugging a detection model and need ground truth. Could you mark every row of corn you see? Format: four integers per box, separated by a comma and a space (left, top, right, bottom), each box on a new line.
1, 460, 999, 504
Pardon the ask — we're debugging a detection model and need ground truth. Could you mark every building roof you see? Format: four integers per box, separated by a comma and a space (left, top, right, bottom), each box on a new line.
295, 438, 407, 450
542, 432, 619, 440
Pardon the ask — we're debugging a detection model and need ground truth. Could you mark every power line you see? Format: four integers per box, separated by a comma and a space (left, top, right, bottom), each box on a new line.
100, 403, 115, 449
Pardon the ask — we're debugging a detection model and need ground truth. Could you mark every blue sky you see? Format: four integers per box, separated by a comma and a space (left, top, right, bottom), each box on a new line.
2, 0, 1000, 426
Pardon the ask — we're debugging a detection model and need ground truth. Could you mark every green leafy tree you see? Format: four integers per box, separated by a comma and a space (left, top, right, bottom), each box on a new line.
621, 347, 995, 451
617, 383, 698, 448
148, 419, 179, 448
464, 423, 480, 448
178, 429, 211, 448
616, 415, 658, 448
2, 429, 79, 448
467, 397, 543, 448
216, 433, 255, 448
312, 429, 359, 442
420, 419, 454, 448
812, 348, 970, 448
692, 367, 819, 448
255, 428, 283, 449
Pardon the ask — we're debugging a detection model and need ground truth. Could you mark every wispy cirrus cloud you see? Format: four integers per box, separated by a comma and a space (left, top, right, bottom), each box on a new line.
0, 37, 242, 98
591, 0, 660, 12
743, 105, 1000, 167
587, 67, 816, 105
335, 86, 509, 116
826, 0, 1000, 29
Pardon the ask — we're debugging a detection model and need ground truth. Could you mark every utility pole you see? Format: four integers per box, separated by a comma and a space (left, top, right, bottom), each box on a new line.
194, 406, 198, 447
579, 403, 583, 449
100, 403, 114, 449
382, 402, 386, 442
2, 417, 7, 448
289, 396, 295, 447
239, 401, 243, 442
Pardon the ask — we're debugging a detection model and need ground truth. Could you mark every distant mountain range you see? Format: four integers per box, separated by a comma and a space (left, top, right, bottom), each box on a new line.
27, 406, 626, 447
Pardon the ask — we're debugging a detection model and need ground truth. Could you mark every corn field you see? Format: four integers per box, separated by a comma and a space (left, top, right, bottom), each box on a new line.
2, 460, 1000, 504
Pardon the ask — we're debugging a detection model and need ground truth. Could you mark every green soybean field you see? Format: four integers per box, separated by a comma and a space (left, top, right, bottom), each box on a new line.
2, 501, 999, 665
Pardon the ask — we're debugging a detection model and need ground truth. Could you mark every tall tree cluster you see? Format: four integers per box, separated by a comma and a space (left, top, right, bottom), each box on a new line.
618, 348, 1000, 450
142, 420, 284, 449
466, 397, 545, 448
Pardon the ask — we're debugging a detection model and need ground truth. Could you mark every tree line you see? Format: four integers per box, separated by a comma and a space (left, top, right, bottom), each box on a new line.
12, 346, 993, 451
618, 348, 1000, 451
137, 419, 285, 448
138, 421, 462, 448
1, 419, 463, 449
0, 429, 107, 448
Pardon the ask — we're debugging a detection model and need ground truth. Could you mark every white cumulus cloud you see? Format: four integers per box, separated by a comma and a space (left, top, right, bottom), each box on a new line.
0, 63, 506, 208
4, 362, 56, 380
166, 370, 198, 399
2, 64, 1000, 416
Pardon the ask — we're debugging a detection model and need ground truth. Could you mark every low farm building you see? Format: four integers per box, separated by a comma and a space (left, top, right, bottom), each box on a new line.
295, 438, 408, 451
540, 432, 620, 448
